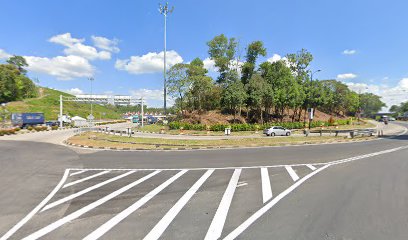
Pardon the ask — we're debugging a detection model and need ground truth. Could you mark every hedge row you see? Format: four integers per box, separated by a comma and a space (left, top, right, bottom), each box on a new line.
168, 120, 352, 131
96, 120, 127, 126
0, 127, 20, 136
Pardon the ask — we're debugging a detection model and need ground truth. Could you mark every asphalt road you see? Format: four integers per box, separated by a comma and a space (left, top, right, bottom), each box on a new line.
0, 122, 407, 239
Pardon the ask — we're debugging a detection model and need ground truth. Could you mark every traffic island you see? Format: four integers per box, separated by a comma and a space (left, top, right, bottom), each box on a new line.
65, 132, 377, 151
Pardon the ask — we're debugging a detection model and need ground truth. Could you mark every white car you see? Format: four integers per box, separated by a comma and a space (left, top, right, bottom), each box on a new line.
263, 126, 291, 136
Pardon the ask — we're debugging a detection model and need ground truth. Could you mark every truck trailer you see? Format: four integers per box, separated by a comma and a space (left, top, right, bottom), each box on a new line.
11, 113, 45, 127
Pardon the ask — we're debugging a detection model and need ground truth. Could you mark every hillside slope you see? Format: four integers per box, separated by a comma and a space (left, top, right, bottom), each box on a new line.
6, 88, 121, 120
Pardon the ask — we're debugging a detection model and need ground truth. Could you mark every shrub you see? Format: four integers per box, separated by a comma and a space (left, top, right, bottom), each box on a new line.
51, 125, 58, 130
27, 126, 33, 131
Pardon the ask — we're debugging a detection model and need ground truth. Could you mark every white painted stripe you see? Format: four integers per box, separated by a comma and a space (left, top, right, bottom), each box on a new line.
83, 170, 188, 240
261, 168, 273, 204
63, 170, 110, 188
306, 164, 317, 171
0, 169, 70, 240
223, 165, 330, 240
144, 170, 214, 240
204, 169, 241, 240
22, 170, 161, 240
42, 171, 136, 212
285, 166, 299, 182
69, 169, 88, 176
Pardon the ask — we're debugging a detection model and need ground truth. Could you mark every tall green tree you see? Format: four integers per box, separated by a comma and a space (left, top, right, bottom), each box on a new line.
221, 72, 247, 120
167, 63, 191, 113
207, 34, 238, 84
359, 93, 386, 117
0, 64, 37, 103
241, 41, 266, 84
7, 56, 28, 75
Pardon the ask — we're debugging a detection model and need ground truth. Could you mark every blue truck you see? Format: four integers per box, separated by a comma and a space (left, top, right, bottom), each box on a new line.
11, 113, 45, 127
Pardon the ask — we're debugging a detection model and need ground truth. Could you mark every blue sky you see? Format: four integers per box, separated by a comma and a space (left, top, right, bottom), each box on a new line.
1, 0, 408, 109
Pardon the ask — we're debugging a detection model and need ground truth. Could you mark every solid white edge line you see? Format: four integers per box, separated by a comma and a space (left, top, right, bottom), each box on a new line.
41, 171, 136, 212
0, 169, 70, 240
22, 170, 161, 240
63, 170, 110, 188
69, 169, 88, 177
204, 169, 241, 240
306, 164, 317, 171
285, 166, 299, 182
223, 165, 330, 240
260, 168, 272, 204
143, 169, 214, 240
83, 170, 188, 240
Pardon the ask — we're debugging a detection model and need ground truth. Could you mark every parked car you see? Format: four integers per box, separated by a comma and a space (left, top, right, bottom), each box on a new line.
45, 121, 58, 127
389, 117, 396, 121
263, 126, 291, 136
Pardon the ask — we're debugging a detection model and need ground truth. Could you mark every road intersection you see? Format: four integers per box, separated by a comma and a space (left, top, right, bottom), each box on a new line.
1, 122, 408, 239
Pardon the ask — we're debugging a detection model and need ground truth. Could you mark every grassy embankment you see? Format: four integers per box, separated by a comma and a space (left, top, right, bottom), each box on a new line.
6, 87, 121, 120
68, 132, 374, 150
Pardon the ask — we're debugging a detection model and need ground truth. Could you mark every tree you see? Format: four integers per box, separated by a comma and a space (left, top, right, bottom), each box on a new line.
359, 93, 386, 117
241, 41, 266, 85
207, 34, 238, 84
167, 63, 191, 113
7, 56, 28, 74
0, 64, 37, 103
246, 74, 268, 123
221, 72, 247, 120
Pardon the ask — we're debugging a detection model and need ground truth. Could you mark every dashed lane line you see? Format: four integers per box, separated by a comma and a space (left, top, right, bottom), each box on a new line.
83, 170, 188, 240
204, 169, 241, 240
143, 169, 215, 240
69, 170, 88, 177
22, 171, 161, 240
261, 168, 273, 204
63, 170, 110, 189
41, 171, 136, 212
306, 164, 317, 171
285, 166, 299, 182
0, 169, 70, 240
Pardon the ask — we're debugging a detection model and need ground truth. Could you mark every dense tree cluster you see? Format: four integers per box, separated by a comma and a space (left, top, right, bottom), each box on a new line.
0, 56, 38, 103
390, 102, 408, 116
167, 34, 386, 123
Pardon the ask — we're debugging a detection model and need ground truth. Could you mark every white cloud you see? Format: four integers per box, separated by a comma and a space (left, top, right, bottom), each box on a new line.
0, 49, 12, 60
25, 55, 94, 80
203, 57, 217, 72
342, 49, 357, 55
345, 78, 408, 111
91, 36, 120, 53
337, 73, 357, 80
115, 50, 183, 74
65, 88, 84, 95
267, 54, 286, 63
49, 33, 112, 60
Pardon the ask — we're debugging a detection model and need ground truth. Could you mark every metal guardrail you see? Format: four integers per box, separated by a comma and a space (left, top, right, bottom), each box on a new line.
306, 128, 377, 137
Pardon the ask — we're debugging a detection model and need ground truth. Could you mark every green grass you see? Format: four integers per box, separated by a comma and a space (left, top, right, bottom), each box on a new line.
6, 87, 122, 120
69, 132, 374, 150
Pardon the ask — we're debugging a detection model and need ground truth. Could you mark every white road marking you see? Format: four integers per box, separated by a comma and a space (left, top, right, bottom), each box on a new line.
223, 165, 330, 240
143, 170, 214, 240
261, 168, 273, 204
0, 169, 70, 240
285, 166, 299, 182
83, 170, 188, 240
306, 164, 317, 171
204, 169, 241, 240
63, 170, 110, 188
41, 171, 136, 212
236, 182, 248, 188
22, 170, 161, 240
69, 169, 88, 176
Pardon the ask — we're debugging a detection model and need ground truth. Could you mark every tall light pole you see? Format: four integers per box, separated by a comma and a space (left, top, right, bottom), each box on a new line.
308, 69, 321, 129
159, 2, 174, 115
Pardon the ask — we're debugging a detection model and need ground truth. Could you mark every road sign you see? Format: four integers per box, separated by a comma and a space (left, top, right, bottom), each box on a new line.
87, 114, 94, 120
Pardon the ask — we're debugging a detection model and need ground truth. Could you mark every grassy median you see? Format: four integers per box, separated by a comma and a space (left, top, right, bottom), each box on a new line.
67, 132, 375, 150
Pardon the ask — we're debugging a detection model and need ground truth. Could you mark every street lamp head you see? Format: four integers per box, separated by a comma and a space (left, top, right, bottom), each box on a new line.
88, 77, 94, 81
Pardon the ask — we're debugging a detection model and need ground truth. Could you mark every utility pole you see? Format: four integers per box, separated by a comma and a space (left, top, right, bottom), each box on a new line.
308, 69, 321, 129
59, 95, 63, 128
159, 2, 174, 115
141, 97, 144, 127
89, 77, 94, 117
